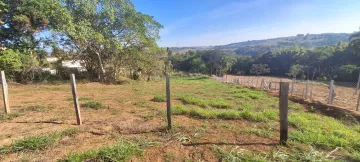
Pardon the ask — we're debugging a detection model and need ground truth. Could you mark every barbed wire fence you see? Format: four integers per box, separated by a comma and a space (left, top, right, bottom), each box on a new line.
212, 74, 360, 111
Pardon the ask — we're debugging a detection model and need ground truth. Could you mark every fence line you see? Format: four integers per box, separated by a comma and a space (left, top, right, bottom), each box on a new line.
213, 75, 360, 111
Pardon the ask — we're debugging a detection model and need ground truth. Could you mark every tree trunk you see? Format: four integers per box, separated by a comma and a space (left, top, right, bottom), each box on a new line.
94, 51, 106, 82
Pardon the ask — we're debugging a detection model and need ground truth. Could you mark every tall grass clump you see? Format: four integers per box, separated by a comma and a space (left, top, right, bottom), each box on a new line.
59, 140, 142, 162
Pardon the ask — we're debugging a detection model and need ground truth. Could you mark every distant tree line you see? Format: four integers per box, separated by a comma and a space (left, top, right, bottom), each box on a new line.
171, 35, 360, 82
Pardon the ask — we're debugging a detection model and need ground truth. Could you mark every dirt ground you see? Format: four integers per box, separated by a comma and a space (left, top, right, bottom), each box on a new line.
0, 81, 279, 162
223, 75, 360, 112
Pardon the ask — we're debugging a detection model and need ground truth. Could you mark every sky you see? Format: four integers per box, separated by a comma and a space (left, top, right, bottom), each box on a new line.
132, 0, 360, 47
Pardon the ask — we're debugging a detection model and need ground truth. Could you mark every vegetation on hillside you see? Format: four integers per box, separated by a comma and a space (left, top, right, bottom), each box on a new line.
172, 41, 360, 82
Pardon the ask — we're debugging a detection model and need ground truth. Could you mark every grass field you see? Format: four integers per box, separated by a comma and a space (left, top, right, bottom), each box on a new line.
0, 76, 359, 161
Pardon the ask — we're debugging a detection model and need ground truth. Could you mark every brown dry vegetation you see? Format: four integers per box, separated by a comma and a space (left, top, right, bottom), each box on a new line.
0, 76, 359, 161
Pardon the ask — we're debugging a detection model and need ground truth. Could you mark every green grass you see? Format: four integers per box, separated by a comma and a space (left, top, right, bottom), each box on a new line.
289, 112, 360, 155
1, 128, 78, 153
209, 99, 233, 109
151, 95, 167, 102
81, 101, 105, 109
179, 95, 208, 108
59, 140, 143, 162
172, 105, 277, 122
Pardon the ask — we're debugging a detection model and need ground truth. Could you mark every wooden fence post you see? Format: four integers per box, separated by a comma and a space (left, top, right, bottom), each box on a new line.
166, 74, 172, 129
70, 74, 82, 125
305, 80, 309, 99
279, 82, 289, 145
328, 80, 334, 105
269, 79, 272, 91
1, 71, 9, 114
310, 87, 313, 100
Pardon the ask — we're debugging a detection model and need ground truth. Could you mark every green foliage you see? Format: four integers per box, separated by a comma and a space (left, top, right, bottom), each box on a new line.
81, 101, 105, 109
59, 140, 143, 162
0, 49, 22, 74
287, 64, 303, 79
172, 41, 360, 82
151, 95, 166, 102
250, 63, 270, 76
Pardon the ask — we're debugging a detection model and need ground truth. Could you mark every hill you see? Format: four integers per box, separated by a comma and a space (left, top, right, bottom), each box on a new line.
171, 33, 351, 56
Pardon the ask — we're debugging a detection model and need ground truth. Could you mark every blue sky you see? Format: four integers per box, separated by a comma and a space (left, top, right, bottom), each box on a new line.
132, 0, 360, 47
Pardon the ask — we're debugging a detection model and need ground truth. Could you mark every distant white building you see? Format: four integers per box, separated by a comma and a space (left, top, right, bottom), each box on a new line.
42, 68, 57, 75
61, 60, 87, 72
45, 57, 59, 63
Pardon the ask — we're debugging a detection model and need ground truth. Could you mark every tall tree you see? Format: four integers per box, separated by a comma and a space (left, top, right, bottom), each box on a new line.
60, 0, 163, 82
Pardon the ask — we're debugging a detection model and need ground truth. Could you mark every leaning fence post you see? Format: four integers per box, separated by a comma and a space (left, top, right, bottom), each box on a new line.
328, 80, 334, 105
305, 80, 309, 99
70, 74, 82, 125
166, 74, 172, 129
279, 82, 289, 145
1, 71, 9, 114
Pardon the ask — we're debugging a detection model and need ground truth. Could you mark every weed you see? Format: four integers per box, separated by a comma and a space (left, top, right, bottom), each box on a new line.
59, 140, 143, 162
81, 101, 105, 109
151, 95, 166, 102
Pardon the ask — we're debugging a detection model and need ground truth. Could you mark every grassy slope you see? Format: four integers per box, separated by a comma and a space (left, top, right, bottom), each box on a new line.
168, 76, 360, 161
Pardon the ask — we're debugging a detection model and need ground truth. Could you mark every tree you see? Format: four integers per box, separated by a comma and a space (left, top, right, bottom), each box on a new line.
0, 0, 71, 52
59, 0, 163, 82
250, 64, 270, 76
287, 64, 303, 79
349, 28, 360, 55
0, 49, 22, 75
